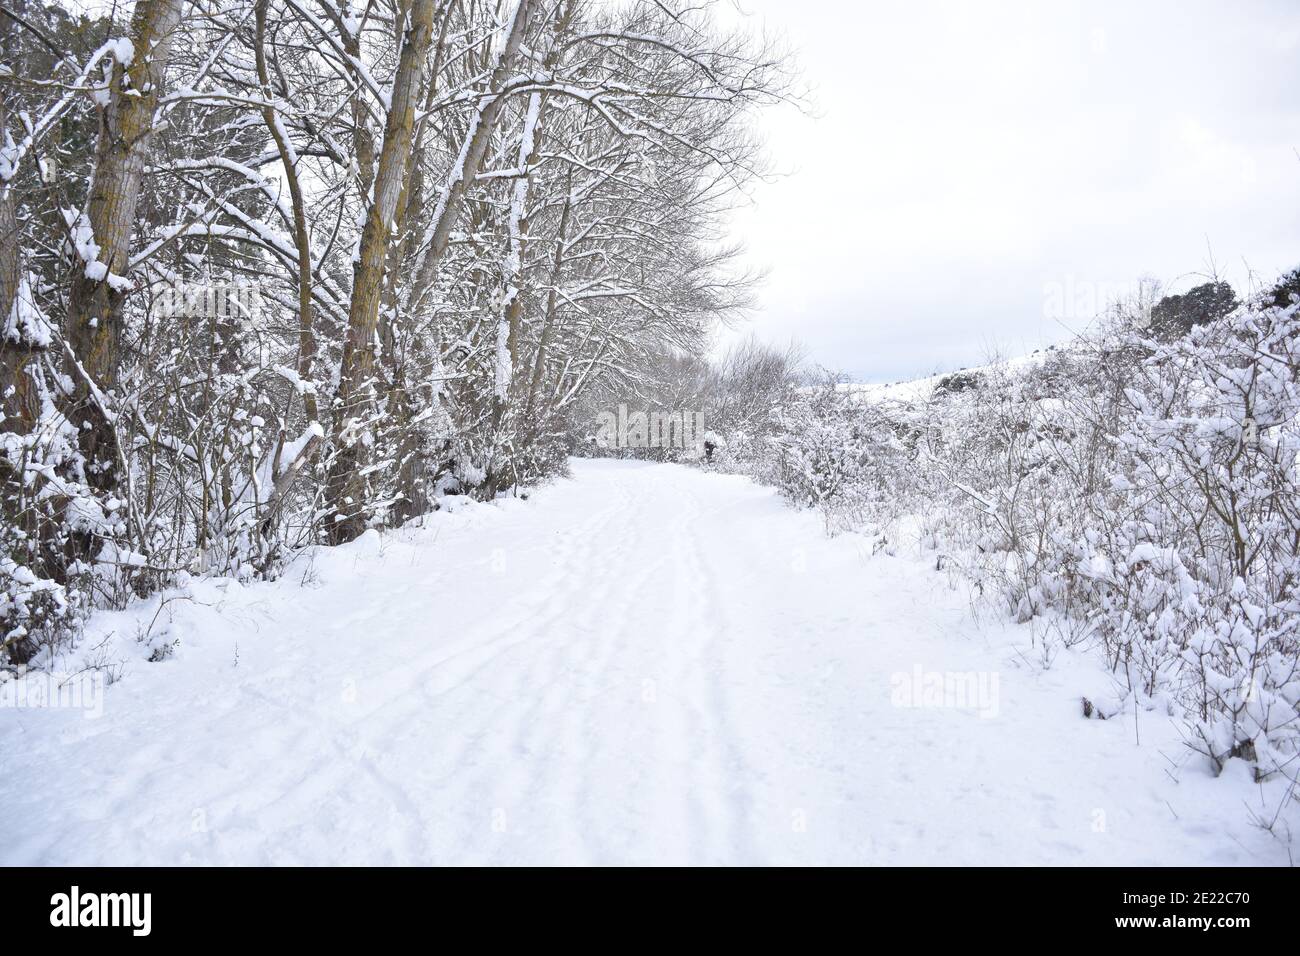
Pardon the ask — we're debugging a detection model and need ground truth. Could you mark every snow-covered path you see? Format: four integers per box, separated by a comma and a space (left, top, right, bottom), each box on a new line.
0, 460, 1288, 865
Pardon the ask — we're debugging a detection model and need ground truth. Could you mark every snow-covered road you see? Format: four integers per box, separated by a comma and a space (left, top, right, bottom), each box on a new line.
0, 460, 1288, 864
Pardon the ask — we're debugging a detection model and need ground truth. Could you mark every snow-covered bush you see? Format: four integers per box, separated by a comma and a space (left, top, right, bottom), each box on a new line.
2, 281, 101, 662
1101, 302, 1300, 778
726, 291, 1300, 816
767, 382, 913, 533
937, 303, 1300, 788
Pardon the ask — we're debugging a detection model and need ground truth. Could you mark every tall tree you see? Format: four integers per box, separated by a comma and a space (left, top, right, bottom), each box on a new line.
324, 0, 440, 543
64, 0, 186, 492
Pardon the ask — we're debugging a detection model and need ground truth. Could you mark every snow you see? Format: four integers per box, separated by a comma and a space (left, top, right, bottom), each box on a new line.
2, 272, 53, 347
82, 262, 131, 291
829, 350, 1054, 403
0, 460, 1289, 865
108, 38, 135, 67
62, 209, 129, 291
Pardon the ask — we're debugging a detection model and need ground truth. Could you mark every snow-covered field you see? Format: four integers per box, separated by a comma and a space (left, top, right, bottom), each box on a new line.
0, 459, 1289, 865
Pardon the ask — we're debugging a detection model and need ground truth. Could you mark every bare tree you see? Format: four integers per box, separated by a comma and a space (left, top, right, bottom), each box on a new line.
63, 0, 185, 493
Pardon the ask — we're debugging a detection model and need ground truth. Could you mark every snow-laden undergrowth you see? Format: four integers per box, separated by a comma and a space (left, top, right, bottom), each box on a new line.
710, 300, 1299, 841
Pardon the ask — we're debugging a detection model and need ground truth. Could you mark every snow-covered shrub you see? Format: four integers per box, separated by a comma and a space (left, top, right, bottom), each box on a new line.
911, 301, 1300, 787
768, 382, 915, 533
2, 283, 103, 662
724, 292, 1300, 808
1104, 302, 1300, 778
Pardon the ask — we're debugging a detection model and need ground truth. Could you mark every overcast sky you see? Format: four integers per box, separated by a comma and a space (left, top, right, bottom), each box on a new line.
716, 0, 1300, 382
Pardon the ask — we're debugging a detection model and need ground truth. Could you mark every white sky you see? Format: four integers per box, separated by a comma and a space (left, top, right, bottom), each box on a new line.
717, 0, 1300, 382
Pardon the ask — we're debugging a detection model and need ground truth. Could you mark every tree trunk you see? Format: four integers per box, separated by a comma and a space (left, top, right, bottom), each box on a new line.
324, 0, 437, 543
377, 2, 455, 527
405, 0, 535, 317
524, 172, 573, 421
64, 0, 185, 492
0, 5, 41, 434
